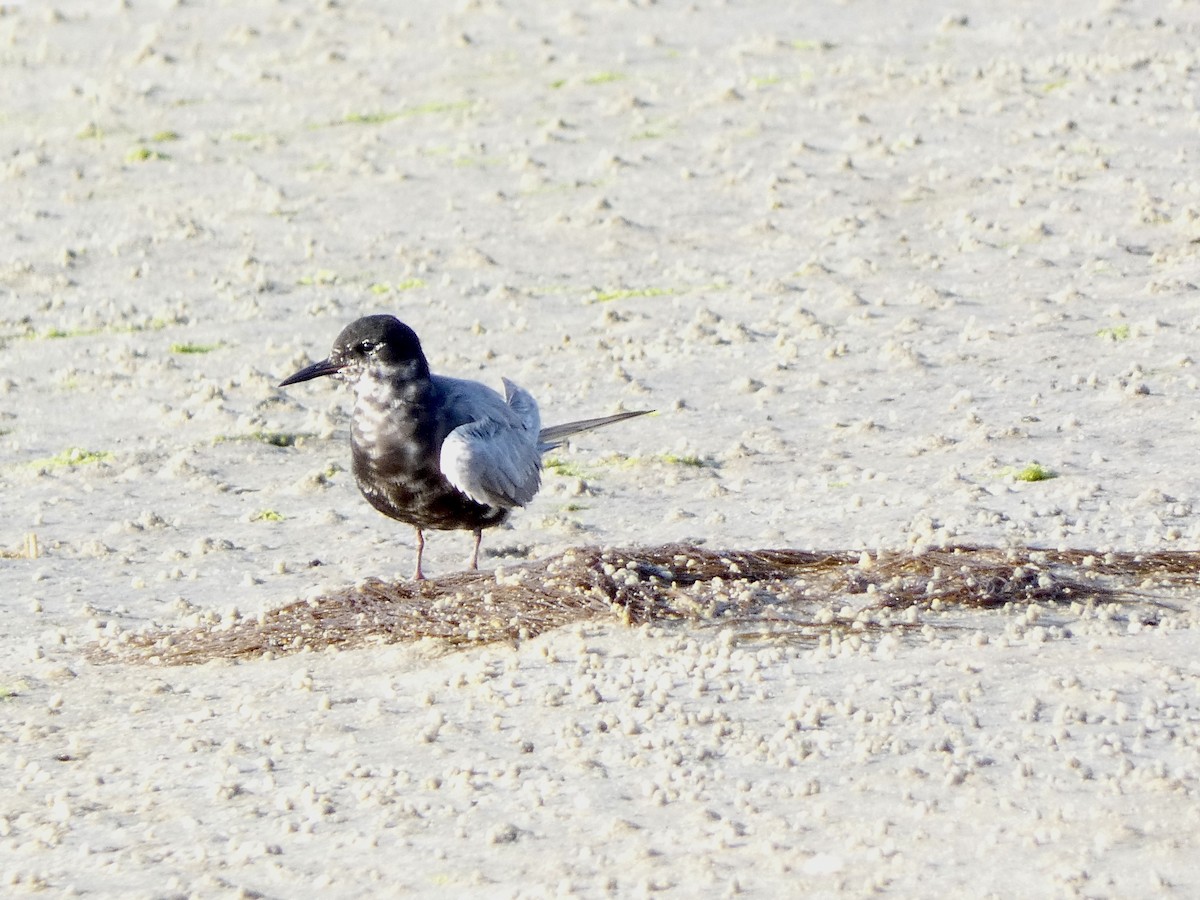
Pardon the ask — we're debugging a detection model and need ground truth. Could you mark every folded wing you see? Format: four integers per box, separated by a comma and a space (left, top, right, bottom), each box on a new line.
440, 378, 542, 509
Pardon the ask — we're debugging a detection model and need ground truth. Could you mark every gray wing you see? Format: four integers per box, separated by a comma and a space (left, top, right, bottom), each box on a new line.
439, 377, 542, 509
538, 409, 653, 451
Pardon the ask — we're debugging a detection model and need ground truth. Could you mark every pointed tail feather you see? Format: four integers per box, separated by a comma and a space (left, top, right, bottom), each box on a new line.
538, 409, 653, 451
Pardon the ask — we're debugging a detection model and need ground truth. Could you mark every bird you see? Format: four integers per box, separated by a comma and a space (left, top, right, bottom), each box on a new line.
280, 314, 652, 580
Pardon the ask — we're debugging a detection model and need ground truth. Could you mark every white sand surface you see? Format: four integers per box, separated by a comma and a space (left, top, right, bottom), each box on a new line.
2, 0, 1200, 895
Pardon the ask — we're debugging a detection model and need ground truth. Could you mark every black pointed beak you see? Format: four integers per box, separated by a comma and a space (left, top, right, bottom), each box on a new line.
280, 357, 343, 387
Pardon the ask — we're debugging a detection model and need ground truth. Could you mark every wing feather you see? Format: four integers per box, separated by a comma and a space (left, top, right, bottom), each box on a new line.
538, 409, 653, 450
439, 379, 542, 508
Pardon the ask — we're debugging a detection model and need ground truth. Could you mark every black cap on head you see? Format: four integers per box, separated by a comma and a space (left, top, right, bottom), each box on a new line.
280, 315, 429, 387
332, 315, 425, 366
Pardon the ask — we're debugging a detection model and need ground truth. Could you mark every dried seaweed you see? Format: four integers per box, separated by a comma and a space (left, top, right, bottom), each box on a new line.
100, 543, 1199, 666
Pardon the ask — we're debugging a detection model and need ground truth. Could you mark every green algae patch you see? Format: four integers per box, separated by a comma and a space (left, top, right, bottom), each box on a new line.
1008, 463, 1057, 483
126, 147, 170, 162
214, 431, 311, 448
170, 342, 222, 354
30, 448, 113, 469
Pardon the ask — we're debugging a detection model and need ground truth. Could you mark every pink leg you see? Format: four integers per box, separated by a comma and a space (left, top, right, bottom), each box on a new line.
413, 528, 426, 581
469, 529, 482, 570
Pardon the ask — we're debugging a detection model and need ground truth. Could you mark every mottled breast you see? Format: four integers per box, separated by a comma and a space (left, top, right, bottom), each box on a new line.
348, 374, 508, 532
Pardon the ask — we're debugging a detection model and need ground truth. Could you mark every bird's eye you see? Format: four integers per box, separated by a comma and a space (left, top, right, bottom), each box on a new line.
358, 340, 375, 353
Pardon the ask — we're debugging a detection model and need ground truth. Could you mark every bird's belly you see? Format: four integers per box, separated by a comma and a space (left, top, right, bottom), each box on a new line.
352, 447, 508, 533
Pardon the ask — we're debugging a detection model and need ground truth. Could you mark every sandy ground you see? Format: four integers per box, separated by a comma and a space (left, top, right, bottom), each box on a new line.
3, 0, 1200, 895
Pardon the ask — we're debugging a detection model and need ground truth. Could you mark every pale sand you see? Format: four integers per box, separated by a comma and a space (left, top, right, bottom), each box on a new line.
2, 0, 1200, 895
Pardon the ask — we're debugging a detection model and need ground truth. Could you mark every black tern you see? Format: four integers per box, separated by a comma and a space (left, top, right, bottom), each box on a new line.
280, 314, 652, 579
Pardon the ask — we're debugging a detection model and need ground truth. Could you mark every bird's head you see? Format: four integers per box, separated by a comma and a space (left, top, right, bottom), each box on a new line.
280, 315, 431, 387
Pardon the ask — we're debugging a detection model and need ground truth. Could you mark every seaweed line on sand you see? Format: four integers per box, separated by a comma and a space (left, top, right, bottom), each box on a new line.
95, 543, 1197, 666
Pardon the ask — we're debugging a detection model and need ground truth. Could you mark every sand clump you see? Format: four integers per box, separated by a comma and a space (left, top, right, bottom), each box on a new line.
100, 543, 1194, 664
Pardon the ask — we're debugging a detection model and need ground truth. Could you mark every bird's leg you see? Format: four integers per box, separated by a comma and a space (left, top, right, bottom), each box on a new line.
469, 529, 482, 570
413, 528, 426, 581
